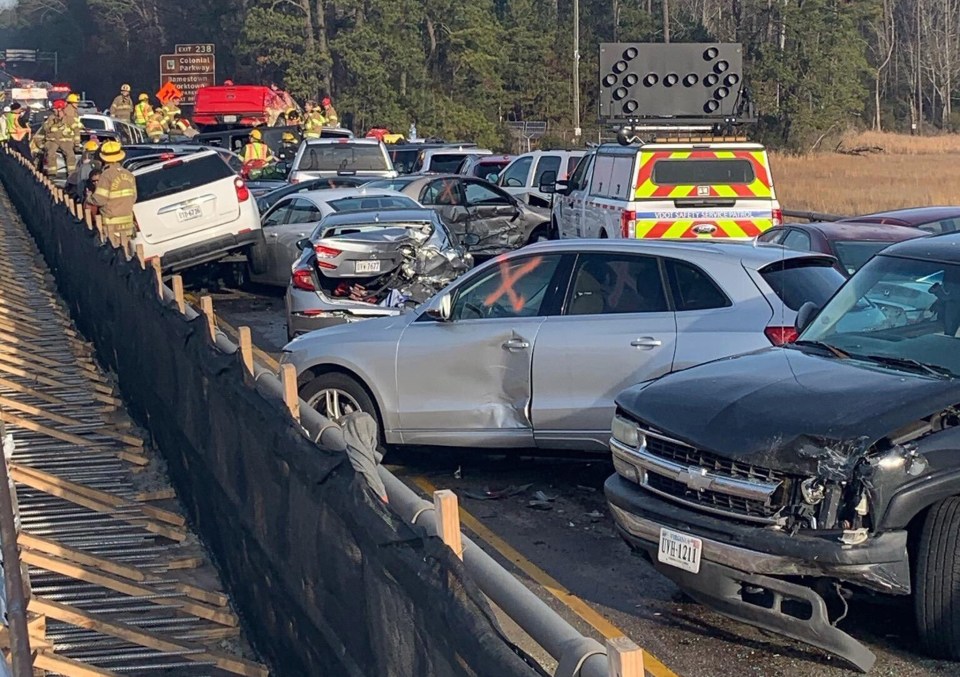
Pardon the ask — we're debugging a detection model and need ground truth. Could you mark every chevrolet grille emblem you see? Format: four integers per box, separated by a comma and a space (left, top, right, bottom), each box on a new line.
678, 466, 713, 492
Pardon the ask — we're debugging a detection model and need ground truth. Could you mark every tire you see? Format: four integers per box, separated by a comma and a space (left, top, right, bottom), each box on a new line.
527, 224, 551, 245
599, 229, 608, 239
915, 496, 960, 659
300, 372, 379, 424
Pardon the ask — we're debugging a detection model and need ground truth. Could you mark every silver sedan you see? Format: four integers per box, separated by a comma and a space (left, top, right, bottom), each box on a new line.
280, 240, 846, 452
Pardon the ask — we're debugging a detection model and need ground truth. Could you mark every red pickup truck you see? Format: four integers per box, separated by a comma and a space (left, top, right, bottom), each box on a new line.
193, 85, 297, 130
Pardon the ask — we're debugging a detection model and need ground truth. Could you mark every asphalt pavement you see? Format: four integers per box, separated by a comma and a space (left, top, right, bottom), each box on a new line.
203, 283, 957, 677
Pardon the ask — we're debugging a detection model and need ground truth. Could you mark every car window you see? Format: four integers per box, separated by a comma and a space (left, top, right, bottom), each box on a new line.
920, 218, 960, 235
566, 155, 582, 177
832, 241, 892, 276
782, 229, 812, 251
428, 153, 469, 174
566, 253, 668, 315
533, 155, 562, 186
500, 156, 532, 188
652, 159, 755, 185
287, 198, 323, 223
758, 229, 785, 244
81, 117, 107, 131
760, 259, 846, 311
135, 154, 234, 202
567, 153, 593, 190
295, 143, 389, 172
464, 180, 511, 206
262, 201, 293, 227
327, 195, 418, 212
421, 178, 463, 206
665, 259, 731, 311
452, 255, 561, 320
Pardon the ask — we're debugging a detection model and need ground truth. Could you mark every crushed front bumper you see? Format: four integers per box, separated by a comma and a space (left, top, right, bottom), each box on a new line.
605, 474, 911, 673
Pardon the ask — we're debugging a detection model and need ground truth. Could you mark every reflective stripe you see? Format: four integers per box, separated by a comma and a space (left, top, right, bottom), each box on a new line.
634, 219, 771, 239
108, 189, 136, 198
102, 215, 134, 225
94, 186, 111, 198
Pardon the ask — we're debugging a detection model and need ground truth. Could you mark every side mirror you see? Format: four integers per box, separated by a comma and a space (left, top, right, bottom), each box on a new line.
505, 177, 523, 188
795, 301, 820, 335
425, 293, 452, 321
296, 238, 312, 251
485, 172, 499, 183
461, 232, 481, 247
555, 179, 570, 195
538, 170, 557, 193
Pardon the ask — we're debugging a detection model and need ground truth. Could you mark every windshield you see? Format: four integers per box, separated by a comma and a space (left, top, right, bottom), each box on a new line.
313, 220, 434, 240
799, 255, 960, 377
136, 154, 234, 202
832, 240, 893, 276
327, 195, 418, 212
296, 144, 389, 172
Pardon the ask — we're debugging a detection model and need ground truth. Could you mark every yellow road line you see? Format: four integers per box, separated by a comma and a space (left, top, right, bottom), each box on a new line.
410, 476, 680, 677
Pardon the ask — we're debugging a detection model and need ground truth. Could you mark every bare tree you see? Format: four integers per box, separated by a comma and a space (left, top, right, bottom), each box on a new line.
868, 0, 897, 130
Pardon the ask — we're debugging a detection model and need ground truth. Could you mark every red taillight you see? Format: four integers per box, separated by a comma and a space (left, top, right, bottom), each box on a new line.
289, 178, 299, 185
234, 177, 249, 202
163, 159, 184, 169
620, 210, 637, 239
291, 267, 317, 291
765, 326, 798, 346
772, 207, 783, 227
313, 245, 340, 270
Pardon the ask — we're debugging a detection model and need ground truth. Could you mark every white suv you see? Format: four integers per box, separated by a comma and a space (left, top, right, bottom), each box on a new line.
289, 138, 397, 183
498, 150, 586, 208
132, 150, 261, 272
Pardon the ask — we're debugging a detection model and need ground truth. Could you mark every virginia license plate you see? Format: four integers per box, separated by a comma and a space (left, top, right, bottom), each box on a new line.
658, 527, 702, 574
223, 115, 238, 123
355, 260, 381, 274
177, 206, 203, 222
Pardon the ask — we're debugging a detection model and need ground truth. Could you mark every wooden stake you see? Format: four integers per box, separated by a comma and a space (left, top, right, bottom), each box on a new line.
94, 215, 104, 241
33, 651, 118, 677
150, 257, 163, 298
83, 207, 92, 230
280, 364, 300, 422
171, 276, 185, 314
433, 490, 463, 559
119, 231, 130, 259
199, 296, 216, 342
238, 326, 254, 377
606, 636, 644, 677
135, 244, 146, 268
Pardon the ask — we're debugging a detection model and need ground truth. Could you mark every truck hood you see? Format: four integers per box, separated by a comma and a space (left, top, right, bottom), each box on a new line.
616, 347, 960, 476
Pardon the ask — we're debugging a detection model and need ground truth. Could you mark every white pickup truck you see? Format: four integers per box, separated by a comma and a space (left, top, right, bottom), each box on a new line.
132, 150, 261, 273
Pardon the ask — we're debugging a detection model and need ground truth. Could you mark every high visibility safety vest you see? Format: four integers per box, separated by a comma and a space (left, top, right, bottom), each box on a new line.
7, 113, 29, 141
243, 142, 271, 163
88, 164, 137, 230
133, 102, 153, 126
303, 111, 326, 138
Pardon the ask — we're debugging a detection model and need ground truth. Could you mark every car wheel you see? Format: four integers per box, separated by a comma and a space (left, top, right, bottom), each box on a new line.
300, 372, 378, 423
599, 229, 608, 239
527, 225, 551, 245
915, 496, 960, 659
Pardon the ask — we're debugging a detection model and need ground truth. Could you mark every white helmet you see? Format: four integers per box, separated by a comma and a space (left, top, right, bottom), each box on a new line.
2, 106, 9, 113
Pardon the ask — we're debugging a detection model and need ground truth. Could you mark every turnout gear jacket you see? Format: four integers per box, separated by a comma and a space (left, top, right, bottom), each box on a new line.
110, 94, 134, 121
88, 163, 137, 231
303, 110, 327, 139
161, 103, 181, 130
322, 104, 339, 127
146, 116, 165, 140
62, 104, 82, 145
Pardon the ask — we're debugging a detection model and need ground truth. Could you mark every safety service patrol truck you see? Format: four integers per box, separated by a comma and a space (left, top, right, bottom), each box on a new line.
549, 42, 781, 240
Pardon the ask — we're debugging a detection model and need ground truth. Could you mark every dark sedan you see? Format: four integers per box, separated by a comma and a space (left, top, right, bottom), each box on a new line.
255, 176, 374, 212
365, 173, 551, 257
758, 221, 927, 276
839, 206, 960, 234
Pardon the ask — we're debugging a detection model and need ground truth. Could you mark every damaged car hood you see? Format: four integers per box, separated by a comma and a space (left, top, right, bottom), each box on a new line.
617, 347, 960, 475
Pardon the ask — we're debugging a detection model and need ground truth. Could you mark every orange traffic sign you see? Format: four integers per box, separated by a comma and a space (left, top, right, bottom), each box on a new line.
156, 81, 182, 104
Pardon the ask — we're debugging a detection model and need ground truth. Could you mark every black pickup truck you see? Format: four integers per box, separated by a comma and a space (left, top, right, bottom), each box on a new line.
606, 233, 960, 672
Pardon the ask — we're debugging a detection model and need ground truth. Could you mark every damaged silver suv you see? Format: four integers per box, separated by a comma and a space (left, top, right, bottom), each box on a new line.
606, 233, 960, 672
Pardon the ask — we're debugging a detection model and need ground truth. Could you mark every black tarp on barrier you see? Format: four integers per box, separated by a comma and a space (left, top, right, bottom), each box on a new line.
0, 152, 541, 677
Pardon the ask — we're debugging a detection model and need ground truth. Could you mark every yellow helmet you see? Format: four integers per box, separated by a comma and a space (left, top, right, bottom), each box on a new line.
249, 129, 263, 141
84, 140, 100, 152
66, 93, 80, 104
120, 83, 131, 92
281, 132, 296, 143
138, 93, 149, 102
99, 140, 125, 163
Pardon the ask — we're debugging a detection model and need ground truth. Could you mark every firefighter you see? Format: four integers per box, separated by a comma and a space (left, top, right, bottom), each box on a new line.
6, 103, 31, 156
321, 97, 339, 128
302, 101, 326, 140
63, 94, 83, 152
160, 95, 182, 131
242, 129, 274, 163
109, 84, 134, 122
32, 107, 57, 164
133, 94, 152, 127
87, 141, 137, 240
44, 100, 76, 179
171, 113, 197, 139
146, 111, 165, 143
277, 131, 300, 163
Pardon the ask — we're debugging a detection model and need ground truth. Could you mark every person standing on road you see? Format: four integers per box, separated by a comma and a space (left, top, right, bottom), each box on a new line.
133, 94, 152, 128
146, 111, 165, 143
6, 103, 32, 156
109, 84, 134, 122
302, 101, 326, 140
63, 94, 83, 154
242, 129, 274, 163
277, 131, 300, 163
87, 141, 137, 240
321, 97, 339, 128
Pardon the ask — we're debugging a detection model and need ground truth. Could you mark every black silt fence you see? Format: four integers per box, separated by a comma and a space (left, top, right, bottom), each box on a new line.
0, 152, 541, 677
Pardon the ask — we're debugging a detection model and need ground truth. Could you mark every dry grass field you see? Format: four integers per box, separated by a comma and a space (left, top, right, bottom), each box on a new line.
769, 131, 960, 217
